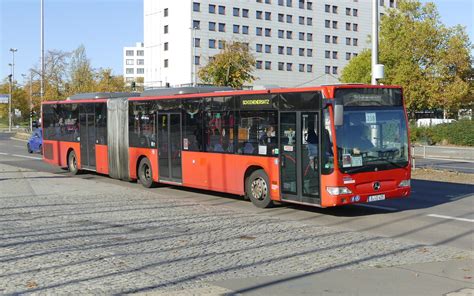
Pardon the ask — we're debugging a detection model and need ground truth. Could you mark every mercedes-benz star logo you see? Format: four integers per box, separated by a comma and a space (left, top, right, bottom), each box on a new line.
373, 182, 381, 191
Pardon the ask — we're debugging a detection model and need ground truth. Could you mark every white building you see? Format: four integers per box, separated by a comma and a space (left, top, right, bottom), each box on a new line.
123, 42, 146, 86
144, 0, 395, 88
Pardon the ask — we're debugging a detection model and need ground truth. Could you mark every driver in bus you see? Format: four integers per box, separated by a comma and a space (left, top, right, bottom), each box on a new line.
349, 124, 374, 154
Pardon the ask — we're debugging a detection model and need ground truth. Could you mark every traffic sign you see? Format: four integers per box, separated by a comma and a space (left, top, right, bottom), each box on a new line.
0, 94, 9, 104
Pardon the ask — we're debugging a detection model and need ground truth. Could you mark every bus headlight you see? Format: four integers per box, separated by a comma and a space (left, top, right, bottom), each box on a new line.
398, 179, 411, 187
326, 186, 352, 196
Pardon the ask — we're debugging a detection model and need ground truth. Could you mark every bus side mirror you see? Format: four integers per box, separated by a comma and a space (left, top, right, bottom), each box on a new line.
334, 104, 344, 126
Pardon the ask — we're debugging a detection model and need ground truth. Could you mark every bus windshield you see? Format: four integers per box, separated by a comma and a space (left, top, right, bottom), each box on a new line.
335, 106, 409, 173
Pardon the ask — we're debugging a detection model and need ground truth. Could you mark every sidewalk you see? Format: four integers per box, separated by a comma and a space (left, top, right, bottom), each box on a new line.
210, 259, 474, 295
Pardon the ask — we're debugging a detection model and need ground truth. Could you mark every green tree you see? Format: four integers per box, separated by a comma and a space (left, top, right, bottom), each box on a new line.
69, 45, 95, 95
340, 0, 473, 114
198, 41, 256, 88
95, 68, 127, 92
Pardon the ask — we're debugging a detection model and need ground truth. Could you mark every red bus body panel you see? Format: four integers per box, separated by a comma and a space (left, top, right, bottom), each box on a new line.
128, 147, 159, 182
181, 151, 280, 199
96, 144, 109, 174
42, 140, 80, 168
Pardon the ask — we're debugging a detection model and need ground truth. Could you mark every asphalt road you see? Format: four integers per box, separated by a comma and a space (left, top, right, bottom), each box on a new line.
413, 157, 474, 174
1, 132, 473, 251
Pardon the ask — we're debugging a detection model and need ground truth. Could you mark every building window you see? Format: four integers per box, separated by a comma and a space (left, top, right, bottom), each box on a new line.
218, 40, 225, 49
164, 59, 169, 68
389, 0, 395, 8
193, 20, 200, 29
137, 68, 144, 74
332, 51, 338, 59
299, 32, 305, 40
278, 62, 284, 71
164, 25, 168, 34
265, 44, 271, 53
307, 17, 312, 26
299, 48, 305, 56
325, 66, 330, 74
299, 16, 305, 25
278, 46, 284, 54
209, 39, 216, 48
126, 68, 134, 74
209, 22, 216, 31
194, 38, 200, 47
299, 0, 304, 9
278, 13, 284, 22
353, 23, 358, 31
325, 50, 330, 58
265, 0, 271, 3
126, 50, 134, 56
346, 52, 351, 60
256, 10, 263, 19
209, 4, 216, 13
256, 44, 263, 52
164, 42, 168, 51
126, 59, 134, 65
307, 48, 313, 57
353, 9, 358, 16
256, 60, 263, 69
286, 63, 293, 71
346, 37, 351, 45
286, 0, 292, 7
256, 27, 263, 36
233, 24, 240, 33
286, 30, 293, 39
353, 38, 358, 46
307, 33, 313, 41
218, 23, 225, 32
233, 7, 240, 16
242, 9, 249, 17
137, 59, 144, 65
278, 0, 284, 5
325, 20, 330, 28
307, 64, 313, 72
353, 52, 358, 57
325, 4, 330, 12
265, 11, 271, 20
218, 5, 225, 15
299, 64, 304, 72
380, 0, 385, 6
286, 47, 293, 55
332, 21, 337, 29
278, 30, 284, 38
193, 2, 200, 12
332, 36, 338, 44
242, 26, 249, 34
346, 22, 351, 30
346, 7, 351, 15
332, 66, 338, 75
164, 8, 168, 17
307, 1, 313, 10
286, 14, 293, 23
332, 5, 338, 13
194, 56, 200, 65
265, 28, 271, 37
265, 61, 271, 70
325, 35, 330, 43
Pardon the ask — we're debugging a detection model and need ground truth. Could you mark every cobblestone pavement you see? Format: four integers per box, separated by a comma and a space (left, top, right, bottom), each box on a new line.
0, 162, 472, 294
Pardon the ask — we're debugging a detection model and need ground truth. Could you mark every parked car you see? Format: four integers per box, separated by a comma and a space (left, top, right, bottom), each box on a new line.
27, 128, 43, 154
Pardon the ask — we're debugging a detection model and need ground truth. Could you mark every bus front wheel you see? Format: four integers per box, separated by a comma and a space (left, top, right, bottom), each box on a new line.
68, 150, 79, 175
138, 158, 156, 188
246, 169, 274, 208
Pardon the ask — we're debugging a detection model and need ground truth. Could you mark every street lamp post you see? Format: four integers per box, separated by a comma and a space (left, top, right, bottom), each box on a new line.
8, 48, 17, 132
22, 72, 33, 132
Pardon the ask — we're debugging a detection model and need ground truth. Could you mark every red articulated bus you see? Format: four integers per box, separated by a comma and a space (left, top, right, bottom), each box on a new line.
41, 85, 411, 208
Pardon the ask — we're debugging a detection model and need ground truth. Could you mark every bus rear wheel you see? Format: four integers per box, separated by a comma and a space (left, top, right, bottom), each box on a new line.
138, 158, 156, 188
246, 169, 274, 208
68, 150, 79, 175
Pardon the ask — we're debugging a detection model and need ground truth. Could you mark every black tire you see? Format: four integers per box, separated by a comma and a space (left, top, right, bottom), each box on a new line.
27, 144, 33, 154
245, 169, 274, 208
38, 144, 43, 155
138, 158, 156, 188
68, 150, 79, 175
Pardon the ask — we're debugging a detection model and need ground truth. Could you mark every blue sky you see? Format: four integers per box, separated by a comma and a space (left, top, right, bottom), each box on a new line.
0, 0, 472, 84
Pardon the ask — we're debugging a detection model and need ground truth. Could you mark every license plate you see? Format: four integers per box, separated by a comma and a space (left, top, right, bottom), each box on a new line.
368, 194, 385, 202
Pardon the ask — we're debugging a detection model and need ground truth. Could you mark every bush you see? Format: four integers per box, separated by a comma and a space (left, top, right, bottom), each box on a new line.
410, 120, 474, 146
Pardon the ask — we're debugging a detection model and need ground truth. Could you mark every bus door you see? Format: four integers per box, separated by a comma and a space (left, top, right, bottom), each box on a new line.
79, 112, 96, 169
157, 113, 182, 183
279, 111, 321, 205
